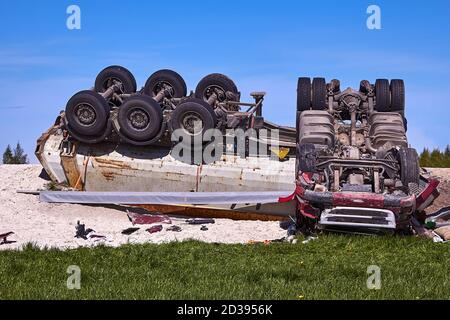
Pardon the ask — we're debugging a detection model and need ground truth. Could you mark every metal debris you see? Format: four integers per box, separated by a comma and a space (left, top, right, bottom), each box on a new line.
0, 232, 15, 245
122, 227, 140, 235
146, 225, 163, 234
75, 221, 94, 240
127, 212, 171, 225
166, 225, 182, 232
186, 218, 215, 225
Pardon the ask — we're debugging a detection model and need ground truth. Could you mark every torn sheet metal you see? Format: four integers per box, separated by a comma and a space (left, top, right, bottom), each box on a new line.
128, 212, 172, 225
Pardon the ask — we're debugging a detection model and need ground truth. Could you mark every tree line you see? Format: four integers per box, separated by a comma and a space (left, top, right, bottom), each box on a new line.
419, 146, 450, 168
2, 143, 29, 164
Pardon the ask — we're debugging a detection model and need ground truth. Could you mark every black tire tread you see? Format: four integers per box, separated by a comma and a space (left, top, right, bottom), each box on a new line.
397, 147, 420, 187
297, 77, 311, 112
390, 79, 405, 112
65, 90, 110, 136
118, 96, 163, 142
95, 65, 137, 94
312, 78, 327, 110
143, 69, 187, 98
375, 79, 390, 112
195, 73, 239, 102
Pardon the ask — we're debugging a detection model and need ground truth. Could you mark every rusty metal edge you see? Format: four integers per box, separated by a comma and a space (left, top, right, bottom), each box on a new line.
135, 204, 287, 221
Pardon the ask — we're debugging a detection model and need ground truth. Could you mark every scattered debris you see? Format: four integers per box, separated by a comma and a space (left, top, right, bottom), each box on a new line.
167, 225, 182, 232
247, 239, 272, 245
75, 221, 94, 240
425, 206, 450, 229
122, 227, 140, 235
89, 234, 107, 242
411, 217, 435, 239
127, 211, 171, 225
200, 225, 208, 231
0, 232, 15, 245
434, 226, 450, 242
302, 236, 318, 244
146, 225, 163, 234
186, 218, 215, 225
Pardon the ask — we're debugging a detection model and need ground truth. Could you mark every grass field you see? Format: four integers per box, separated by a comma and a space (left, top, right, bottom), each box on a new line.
0, 235, 448, 300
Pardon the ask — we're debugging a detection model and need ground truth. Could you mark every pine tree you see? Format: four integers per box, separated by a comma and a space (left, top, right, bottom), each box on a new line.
444, 145, 450, 168
430, 148, 444, 168
12, 142, 28, 164
419, 148, 431, 167
2, 145, 14, 164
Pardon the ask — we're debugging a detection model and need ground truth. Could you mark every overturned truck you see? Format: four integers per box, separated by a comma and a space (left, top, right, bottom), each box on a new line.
36, 67, 439, 234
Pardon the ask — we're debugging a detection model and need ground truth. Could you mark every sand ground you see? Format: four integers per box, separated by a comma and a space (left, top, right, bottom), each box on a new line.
0, 165, 286, 250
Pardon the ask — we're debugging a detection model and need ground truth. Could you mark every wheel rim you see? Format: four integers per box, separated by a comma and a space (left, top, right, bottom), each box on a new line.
75, 103, 97, 127
203, 85, 227, 102
153, 81, 174, 97
181, 111, 204, 135
128, 108, 150, 131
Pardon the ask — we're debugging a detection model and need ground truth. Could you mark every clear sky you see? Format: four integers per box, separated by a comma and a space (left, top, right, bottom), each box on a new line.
0, 0, 449, 162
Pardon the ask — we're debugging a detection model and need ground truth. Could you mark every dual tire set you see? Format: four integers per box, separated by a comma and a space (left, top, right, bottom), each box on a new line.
65, 66, 239, 145
296, 77, 405, 113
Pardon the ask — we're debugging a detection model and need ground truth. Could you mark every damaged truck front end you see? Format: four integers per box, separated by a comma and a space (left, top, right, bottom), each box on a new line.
294, 77, 440, 234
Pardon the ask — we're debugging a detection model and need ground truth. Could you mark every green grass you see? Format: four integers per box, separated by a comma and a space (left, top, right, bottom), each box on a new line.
0, 236, 448, 300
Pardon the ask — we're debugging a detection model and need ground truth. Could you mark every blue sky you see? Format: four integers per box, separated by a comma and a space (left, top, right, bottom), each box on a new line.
0, 0, 449, 162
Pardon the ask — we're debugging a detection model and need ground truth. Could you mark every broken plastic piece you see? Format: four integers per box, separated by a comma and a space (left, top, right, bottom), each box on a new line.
167, 225, 182, 232
122, 227, 140, 235
75, 221, 94, 240
146, 225, 163, 234
128, 212, 171, 225
0, 232, 15, 245
186, 218, 215, 225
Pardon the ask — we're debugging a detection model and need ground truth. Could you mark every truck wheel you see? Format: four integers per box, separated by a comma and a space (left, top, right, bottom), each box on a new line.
143, 69, 187, 99
312, 78, 327, 110
179, 97, 217, 125
66, 90, 110, 136
170, 100, 216, 146
118, 96, 163, 142
375, 79, 390, 112
297, 77, 311, 112
95, 65, 137, 94
390, 79, 405, 113
397, 147, 419, 187
195, 73, 239, 105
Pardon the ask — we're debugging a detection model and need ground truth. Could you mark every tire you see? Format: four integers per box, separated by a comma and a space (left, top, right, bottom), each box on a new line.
65, 90, 110, 136
94, 65, 137, 94
179, 97, 217, 125
297, 77, 311, 112
118, 96, 163, 142
312, 78, 327, 110
397, 147, 420, 187
170, 101, 216, 145
143, 69, 187, 98
390, 79, 405, 113
375, 79, 390, 112
195, 73, 239, 104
